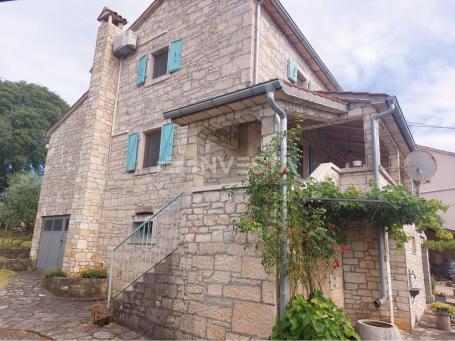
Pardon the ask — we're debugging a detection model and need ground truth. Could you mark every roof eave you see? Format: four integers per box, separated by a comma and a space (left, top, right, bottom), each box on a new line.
391, 97, 416, 152
163, 79, 283, 122
268, 0, 342, 91
46, 91, 89, 137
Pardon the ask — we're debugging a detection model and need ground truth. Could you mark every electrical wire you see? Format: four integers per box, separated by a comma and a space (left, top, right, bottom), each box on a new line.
408, 122, 455, 130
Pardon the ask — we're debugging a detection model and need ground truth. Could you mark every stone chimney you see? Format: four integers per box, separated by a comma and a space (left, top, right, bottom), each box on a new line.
64, 8, 127, 273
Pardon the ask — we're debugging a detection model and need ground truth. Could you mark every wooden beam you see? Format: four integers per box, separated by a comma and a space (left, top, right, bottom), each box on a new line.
300, 116, 363, 132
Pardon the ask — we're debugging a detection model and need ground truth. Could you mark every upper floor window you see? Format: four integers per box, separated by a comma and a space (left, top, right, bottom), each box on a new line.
143, 129, 161, 168
152, 48, 169, 79
297, 71, 308, 89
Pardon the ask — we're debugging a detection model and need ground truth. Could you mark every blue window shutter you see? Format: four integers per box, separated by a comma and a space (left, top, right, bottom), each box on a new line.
159, 123, 175, 165
125, 133, 139, 172
287, 58, 298, 84
167, 39, 182, 73
136, 55, 148, 86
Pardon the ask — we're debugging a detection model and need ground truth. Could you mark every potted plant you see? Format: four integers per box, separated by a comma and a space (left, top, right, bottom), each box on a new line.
431, 302, 455, 331
435, 291, 448, 303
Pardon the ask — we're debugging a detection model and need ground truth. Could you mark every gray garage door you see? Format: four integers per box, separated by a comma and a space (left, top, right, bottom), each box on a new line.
36, 216, 69, 270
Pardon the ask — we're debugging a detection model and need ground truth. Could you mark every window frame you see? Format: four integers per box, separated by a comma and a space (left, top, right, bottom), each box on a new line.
296, 70, 309, 89
130, 220, 155, 245
142, 128, 162, 169
151, 46, 169, 80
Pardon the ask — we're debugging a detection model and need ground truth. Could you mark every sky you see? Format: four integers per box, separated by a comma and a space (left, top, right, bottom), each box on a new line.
2, 0, 455, 152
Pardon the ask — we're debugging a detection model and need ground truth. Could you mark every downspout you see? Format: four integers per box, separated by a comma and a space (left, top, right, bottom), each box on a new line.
254, 0, 266, 84
266, 90, 288, 313
371, 96, 396, 308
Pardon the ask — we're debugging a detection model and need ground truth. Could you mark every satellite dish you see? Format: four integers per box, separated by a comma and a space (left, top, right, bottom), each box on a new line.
404, 150, 437, 183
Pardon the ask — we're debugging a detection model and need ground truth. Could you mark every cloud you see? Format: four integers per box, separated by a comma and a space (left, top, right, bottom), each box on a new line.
282, 0, 455, 151
1, 0, 454, 152
0, 0, 149, 104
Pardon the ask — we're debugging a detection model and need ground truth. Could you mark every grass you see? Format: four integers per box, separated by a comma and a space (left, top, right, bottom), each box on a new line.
0, 269, 14, 290
0, 238, 32, 248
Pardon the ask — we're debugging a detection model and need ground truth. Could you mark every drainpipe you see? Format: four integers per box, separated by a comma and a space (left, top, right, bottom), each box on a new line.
371, 96, 396, 308
254, 0, 266, 84
266, 90, 288, 313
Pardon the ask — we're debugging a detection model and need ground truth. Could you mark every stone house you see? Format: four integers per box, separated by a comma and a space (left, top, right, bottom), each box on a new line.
419, 145, 455, 278
31, 0, 432, 338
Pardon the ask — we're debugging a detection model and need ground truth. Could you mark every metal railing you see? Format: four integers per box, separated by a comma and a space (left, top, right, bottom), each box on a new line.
107, 192, 183, 307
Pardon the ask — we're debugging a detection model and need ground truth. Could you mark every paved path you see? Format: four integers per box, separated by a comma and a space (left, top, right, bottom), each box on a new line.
401, 311, 455, 340
0, 271, 146, 340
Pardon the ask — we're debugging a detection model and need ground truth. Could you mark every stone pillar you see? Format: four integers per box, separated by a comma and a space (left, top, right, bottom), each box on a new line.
363, 113, 375, 168
63, 10, 124, 273
421, 244, 433, 303
388, 148, 401, 184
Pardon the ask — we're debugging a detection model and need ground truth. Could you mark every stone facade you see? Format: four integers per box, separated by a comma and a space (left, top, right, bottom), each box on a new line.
114, 190, 277, 339
32, 0, 429, 338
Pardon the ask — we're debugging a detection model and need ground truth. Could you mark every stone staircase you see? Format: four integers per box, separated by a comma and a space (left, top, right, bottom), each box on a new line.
112, 246, 182, 339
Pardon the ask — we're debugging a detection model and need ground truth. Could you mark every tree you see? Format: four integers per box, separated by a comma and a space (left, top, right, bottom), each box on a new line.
0, 80, 68, 191
0, 172, 41, 233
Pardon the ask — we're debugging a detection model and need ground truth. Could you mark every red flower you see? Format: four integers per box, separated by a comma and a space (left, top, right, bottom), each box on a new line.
339, 244, 347, 254
266, 163, 273, 170
333, 258, 340, 269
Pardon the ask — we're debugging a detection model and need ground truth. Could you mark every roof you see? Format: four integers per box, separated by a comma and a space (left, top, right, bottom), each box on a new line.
318, 90, 389, 97
128, 0, 341, 91
129, 0, 163, 31
321, 91, 416, 152
46, 91, 88, 137
163, 78, 347, 125
97, 7, 127, 26
283, 81, 346, 104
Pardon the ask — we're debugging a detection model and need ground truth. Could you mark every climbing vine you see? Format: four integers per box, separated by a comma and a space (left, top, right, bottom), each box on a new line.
234, 127, 452, 301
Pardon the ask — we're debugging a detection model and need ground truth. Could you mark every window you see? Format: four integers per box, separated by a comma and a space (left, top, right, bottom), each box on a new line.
152, 48, 169, 79
42, 216, 70, 232
297, 72, 308, 88
132, 221, 153, 243
143, 130, 161, 168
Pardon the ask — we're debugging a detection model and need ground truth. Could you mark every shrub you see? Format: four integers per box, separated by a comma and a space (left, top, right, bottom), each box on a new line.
44, 269, 66, 278
430, 302, 455, 316
271, 292, 360, 340
79, 268, 107, 279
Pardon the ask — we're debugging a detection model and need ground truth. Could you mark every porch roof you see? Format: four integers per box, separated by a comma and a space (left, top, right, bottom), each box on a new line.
319, 91, 416, 152
163, 79, 348, 126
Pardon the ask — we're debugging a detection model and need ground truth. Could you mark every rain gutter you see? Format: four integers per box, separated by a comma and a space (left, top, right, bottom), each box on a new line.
163, 79, 282, 120
266, 88, 288, 314
371, 96, 396, 308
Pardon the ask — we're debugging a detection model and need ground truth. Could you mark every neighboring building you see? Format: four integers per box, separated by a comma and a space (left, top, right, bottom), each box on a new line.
419, 145, 455, 277
31, 0, 431, 338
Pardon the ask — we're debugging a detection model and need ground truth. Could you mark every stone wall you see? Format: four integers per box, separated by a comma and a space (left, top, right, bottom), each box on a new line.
96, 0, 257, 268
114, 189, 277, 340
402, 225, 427, 329
257, 6, 326, 90
343, 221, 427, 331
343, 222, 393, 323
42, 277, 107, 300
30, 95, 87, 263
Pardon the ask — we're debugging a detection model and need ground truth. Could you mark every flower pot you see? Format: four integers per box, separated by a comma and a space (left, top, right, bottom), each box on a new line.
435, 295, 447, 303
356, 319, 401, 340
436, 312, 452, 331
